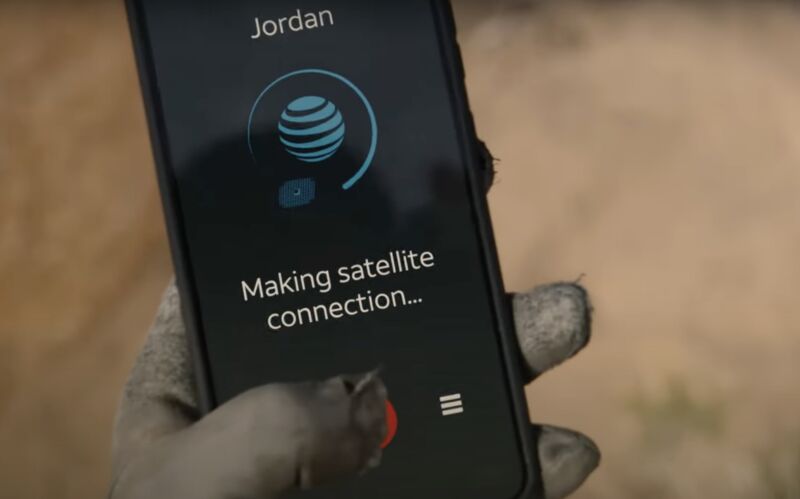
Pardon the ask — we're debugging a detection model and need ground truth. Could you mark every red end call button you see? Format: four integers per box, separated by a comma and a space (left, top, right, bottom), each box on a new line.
381, 400, 398, 449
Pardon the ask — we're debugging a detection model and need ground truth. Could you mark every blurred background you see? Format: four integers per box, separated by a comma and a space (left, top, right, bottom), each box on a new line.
1, 0, 799, 498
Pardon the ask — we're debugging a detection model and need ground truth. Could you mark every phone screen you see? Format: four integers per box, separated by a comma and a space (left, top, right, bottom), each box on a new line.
133, 0, 528, 497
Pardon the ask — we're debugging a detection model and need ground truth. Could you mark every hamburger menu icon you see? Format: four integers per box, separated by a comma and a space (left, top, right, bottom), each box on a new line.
247, 69, 378, 209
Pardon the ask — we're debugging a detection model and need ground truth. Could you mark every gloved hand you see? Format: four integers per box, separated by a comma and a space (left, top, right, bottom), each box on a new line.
110, 140, 598, 499
109, 280, 599, 499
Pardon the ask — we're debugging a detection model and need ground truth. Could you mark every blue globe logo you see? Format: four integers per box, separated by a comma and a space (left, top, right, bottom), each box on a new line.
278, 96, 346, 163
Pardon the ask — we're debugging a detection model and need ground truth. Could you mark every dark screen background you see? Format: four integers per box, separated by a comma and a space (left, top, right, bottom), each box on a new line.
137, 0, 526, 497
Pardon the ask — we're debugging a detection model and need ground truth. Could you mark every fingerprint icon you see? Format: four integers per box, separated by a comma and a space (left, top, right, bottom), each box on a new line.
278, 96, 346, 163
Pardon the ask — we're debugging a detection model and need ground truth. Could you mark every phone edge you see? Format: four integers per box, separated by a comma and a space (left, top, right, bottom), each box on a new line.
124, 0, 217, 413
431, 1, 544, 498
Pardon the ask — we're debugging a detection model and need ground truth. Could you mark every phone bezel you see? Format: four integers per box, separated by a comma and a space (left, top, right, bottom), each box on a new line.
124, 1, 542, 497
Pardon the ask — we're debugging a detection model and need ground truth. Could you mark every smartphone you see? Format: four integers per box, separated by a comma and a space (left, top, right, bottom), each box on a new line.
126, 1, 541, 497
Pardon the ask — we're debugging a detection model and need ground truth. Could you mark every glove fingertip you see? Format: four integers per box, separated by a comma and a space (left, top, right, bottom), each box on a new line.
513, 283, 593, 380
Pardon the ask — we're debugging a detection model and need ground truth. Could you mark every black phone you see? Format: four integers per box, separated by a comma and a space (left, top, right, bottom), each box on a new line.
125, 1, 541, 497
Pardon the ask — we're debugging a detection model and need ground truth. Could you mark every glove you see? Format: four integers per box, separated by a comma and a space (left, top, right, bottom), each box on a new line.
109, 280, 599, 499
111, 137, 598, 499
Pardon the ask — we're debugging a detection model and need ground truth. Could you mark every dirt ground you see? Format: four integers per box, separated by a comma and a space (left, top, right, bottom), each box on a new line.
1, 1, 799, 498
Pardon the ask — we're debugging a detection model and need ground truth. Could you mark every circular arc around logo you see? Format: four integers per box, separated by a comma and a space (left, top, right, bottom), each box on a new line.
247, 69, 378, 191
